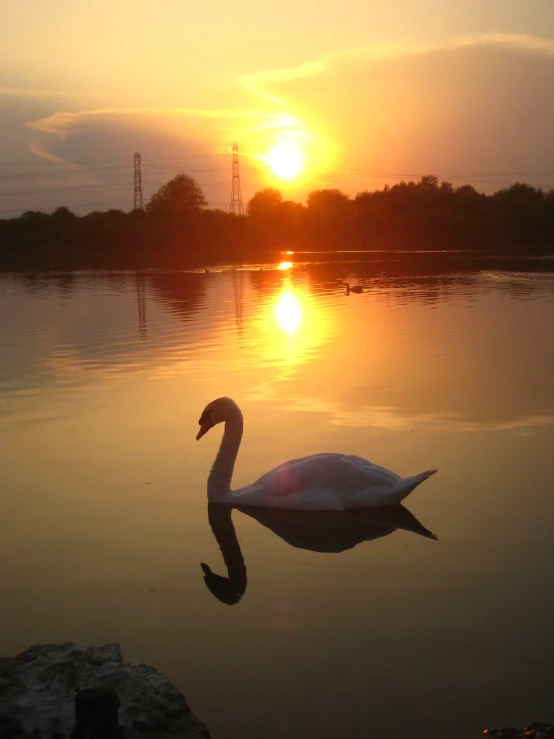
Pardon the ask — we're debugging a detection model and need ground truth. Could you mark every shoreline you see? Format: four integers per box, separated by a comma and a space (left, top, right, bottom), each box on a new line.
0, 244, 552, 274
1, 642, 552, 738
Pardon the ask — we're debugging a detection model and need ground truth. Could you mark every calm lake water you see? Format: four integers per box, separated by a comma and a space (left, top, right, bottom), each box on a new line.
1, 254, 554, 738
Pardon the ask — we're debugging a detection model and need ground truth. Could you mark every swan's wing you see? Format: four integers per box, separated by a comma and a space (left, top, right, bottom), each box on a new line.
249, 454, 330, 488
252, 454, 399, 498
249, 459, 313, 497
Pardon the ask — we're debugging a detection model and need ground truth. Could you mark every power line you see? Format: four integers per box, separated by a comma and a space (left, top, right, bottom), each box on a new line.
2, 150, 552, 216
318, 172, 554, 186
1, 156, 551, 195
0, 199, 132, 214
0, 195, 237, 215
0, 184, 133, 197
0, 185, 255, 213
1, 151, 553, 177
0, 154, 227, 168
2, 173, 550, 197
0, 180, 250, 197
0, 166, 232, 183
0, 166, 132, 182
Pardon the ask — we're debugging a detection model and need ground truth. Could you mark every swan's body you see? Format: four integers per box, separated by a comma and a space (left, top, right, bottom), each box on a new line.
197, 398, 437, 511
345, 283, 363, 294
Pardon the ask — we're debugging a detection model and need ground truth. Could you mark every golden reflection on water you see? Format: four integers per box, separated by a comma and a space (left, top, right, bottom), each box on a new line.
277, 261, 293, 271
275, 291, 302, 335
261, 275, 331, 373
1, 265, 554, 739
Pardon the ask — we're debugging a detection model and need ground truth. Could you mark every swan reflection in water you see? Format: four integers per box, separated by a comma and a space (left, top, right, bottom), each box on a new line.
201, 503, 437, 605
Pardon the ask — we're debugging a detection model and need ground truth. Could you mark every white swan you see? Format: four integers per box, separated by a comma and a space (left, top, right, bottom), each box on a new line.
196, 397, 437, 510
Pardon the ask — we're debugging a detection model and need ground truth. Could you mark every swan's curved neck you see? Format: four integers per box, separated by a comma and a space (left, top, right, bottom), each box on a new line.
210, 504, 246, 582
208, 410, 243, 501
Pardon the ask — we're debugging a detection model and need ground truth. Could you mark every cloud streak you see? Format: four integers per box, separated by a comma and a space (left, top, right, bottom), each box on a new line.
25, 106, 282, 138
236, 32, 554, 103
23, 33, 554, 140
28, 143, 77, 166
24, 107, 309, 153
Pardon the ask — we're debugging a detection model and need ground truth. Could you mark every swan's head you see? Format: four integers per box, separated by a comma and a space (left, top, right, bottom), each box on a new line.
196, 397, 241, 440
200, 562, 246, 605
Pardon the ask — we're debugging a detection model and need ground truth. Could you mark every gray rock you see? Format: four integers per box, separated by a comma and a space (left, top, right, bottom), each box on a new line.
0, 642, 211, 738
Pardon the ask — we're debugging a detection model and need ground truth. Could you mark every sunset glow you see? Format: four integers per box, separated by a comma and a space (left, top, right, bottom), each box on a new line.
1, 1, 552, 217
2, 0, 554, 735
268, 141, 305, 180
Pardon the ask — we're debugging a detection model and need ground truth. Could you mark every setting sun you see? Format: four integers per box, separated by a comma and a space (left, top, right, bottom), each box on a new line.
268, 141, 304, 180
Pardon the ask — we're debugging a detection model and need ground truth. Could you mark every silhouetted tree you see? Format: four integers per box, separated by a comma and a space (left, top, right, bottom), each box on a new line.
280, 200, 305, 225
305, 189, 350, 243
247, 188, 283, 217
19, 210, 50, 224
492, 183, 547, 242
146, 174, 207, 214
306, 189, 350, 216
418, 174, 440, 190
52, 206, 77, 221
2, 174, 554, 269
455, 184, 481, 199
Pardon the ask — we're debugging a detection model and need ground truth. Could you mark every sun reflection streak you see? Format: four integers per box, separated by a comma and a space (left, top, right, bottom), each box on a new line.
276, 291, 302, 335
241, 275, 333, 406
278, 261, 293, 271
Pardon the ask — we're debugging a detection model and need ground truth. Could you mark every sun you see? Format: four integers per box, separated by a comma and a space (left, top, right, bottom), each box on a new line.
267, 141, 304, 180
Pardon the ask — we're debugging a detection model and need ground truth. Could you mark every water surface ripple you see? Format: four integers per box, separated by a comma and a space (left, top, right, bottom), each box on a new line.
1, 256, 553, 739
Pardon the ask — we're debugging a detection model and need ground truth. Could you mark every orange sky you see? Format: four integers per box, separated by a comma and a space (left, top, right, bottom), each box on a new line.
1, 1, 554, 214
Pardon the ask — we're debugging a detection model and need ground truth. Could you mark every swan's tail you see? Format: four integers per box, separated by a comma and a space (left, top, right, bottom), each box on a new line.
413, 468, 438, 483
390, 468, 438, 505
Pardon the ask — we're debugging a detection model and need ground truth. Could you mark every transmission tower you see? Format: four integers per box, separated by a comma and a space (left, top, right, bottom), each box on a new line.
230, 143, 244, 215
133, 152, 144, 210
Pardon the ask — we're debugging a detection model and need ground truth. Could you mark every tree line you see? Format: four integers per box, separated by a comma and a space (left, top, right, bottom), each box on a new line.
1, 173, 553, 269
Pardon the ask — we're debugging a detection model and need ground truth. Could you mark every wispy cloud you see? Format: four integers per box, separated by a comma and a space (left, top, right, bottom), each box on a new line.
236, 33, 554, 103
28, 143, 78, 167
24, 107, 274, 137
19, 31, 554, 173
237, 60, 328, 104
24, 106, 310, 152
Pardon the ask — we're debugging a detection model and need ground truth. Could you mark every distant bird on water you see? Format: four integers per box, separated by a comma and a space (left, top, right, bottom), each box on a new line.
345, 283, 363, 294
